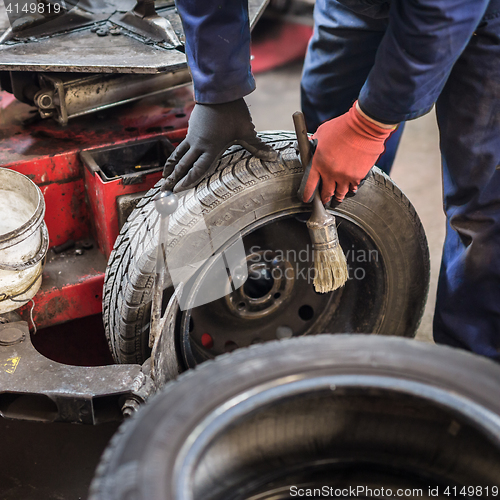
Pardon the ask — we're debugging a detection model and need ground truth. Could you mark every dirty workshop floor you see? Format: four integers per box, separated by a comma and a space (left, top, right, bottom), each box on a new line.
0, 62, 444, 499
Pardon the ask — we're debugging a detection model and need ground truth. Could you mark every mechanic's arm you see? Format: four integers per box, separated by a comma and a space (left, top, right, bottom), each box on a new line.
163, 0, 277, 192
304, 0, 490, 204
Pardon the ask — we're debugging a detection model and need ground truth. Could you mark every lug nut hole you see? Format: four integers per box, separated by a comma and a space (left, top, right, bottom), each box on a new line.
298, 305, 314, 321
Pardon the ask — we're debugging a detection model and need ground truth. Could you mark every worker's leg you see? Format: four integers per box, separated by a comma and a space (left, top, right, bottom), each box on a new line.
433, 6, 500, 360
300, 0, 403, 174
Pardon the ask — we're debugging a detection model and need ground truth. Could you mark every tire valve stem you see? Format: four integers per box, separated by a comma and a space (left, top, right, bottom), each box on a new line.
293, 111, 348, 293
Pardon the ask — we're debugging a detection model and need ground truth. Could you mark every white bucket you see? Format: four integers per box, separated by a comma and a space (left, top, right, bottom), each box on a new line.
0, 168, 49, 314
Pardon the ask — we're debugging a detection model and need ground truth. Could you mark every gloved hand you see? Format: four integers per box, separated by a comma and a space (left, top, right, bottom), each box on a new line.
162, 98, 278, 192
300, 102, 396, 204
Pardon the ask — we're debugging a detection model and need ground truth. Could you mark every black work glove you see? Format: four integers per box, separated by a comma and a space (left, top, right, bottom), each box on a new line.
162, 98, 278, 192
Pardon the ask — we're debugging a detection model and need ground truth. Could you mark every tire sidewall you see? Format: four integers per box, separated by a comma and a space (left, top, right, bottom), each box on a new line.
91, 336, 500, 500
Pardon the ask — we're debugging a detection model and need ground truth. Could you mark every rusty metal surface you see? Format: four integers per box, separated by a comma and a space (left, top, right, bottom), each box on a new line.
0, 26, 187, 74
0, 321, 146, 424
0, 1, 269, 74
35, 69, 191, 125
0, 86, 192, 330
0, 2, 186, 74
16, 241, 107, 329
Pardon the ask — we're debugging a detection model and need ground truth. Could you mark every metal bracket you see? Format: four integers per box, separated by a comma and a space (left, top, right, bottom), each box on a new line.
0, 321, 153, 424
0, 0, 268, 74
150, 284, 182, 390
32, 69, 191, 125
111, 0, 181, 48
120, 370, 155, 417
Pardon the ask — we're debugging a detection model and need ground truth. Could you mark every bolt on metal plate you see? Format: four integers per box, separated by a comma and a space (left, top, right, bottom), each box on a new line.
0, 324, 26, 346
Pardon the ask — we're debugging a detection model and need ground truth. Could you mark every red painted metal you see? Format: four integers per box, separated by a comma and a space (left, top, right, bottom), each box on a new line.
41, 179, 91, 247
1, 88, 192, 249
28, 275, 105, 331
17, 239, 109, 332
84, 162, 160, 258
82, 135, 184, 258
1, 87, 193, 330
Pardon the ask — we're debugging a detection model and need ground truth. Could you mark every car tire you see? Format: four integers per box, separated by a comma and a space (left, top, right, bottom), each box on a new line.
90, 335, 500, 500
103, 132, 429, 365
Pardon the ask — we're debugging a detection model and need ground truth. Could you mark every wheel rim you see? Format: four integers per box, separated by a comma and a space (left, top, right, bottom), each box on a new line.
178, 208, 388, 368
232, 464, 446, 500
176, 375, 500, 500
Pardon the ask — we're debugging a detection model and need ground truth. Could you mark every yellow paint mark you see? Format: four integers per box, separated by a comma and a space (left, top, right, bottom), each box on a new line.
3, 356, 20, 374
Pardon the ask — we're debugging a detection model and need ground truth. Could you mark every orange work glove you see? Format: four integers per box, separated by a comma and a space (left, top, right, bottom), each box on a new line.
301, 102, 396, 204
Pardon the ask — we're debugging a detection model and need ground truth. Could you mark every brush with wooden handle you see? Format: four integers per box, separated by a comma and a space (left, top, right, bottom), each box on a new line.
293, 111, 348, 293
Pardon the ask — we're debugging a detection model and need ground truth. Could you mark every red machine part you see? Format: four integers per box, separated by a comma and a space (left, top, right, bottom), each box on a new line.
0, 88, 193, 330
82, 136, 175, 259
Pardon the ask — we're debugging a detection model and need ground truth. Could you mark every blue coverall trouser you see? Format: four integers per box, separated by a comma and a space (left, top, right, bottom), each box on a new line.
301, 0, 500, 360
300, 0, 404, 173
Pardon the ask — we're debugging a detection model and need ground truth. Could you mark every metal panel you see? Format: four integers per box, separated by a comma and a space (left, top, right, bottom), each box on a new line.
0, 1, 269, 74
0, 321, 148, 424
17, 246, 107, 329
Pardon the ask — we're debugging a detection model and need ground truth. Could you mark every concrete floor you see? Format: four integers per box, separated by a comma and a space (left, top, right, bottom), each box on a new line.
0, 61, 446, 500
0, 419, 119, 500
247, 61, 446, 343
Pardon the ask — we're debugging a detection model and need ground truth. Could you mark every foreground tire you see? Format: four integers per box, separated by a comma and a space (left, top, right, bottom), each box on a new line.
103, 132, 429, 365
90, 335, 500, 500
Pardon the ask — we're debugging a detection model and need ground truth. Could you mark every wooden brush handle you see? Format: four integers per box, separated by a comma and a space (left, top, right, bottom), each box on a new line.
293, 111, 332, 225
292, 111, 312, 170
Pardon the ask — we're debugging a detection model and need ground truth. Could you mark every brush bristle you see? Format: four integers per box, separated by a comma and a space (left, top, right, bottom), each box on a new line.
313, 245, 349, 293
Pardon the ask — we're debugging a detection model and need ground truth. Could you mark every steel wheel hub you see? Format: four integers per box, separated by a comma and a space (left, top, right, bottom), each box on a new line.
176, 208, 387, 368
178, 212, 356, 367
226, 251, 294, 320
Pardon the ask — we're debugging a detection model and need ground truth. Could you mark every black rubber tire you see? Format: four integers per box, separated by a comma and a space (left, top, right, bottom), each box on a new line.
103, 132, 429, 364
89, 335, 500, 500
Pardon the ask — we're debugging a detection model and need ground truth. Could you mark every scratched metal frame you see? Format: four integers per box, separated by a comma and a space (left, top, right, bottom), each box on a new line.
0, 0, 269, 73
0, 321, 154, 423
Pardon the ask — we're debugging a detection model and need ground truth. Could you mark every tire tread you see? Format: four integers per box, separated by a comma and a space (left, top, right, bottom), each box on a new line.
103, 132, 429, 364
